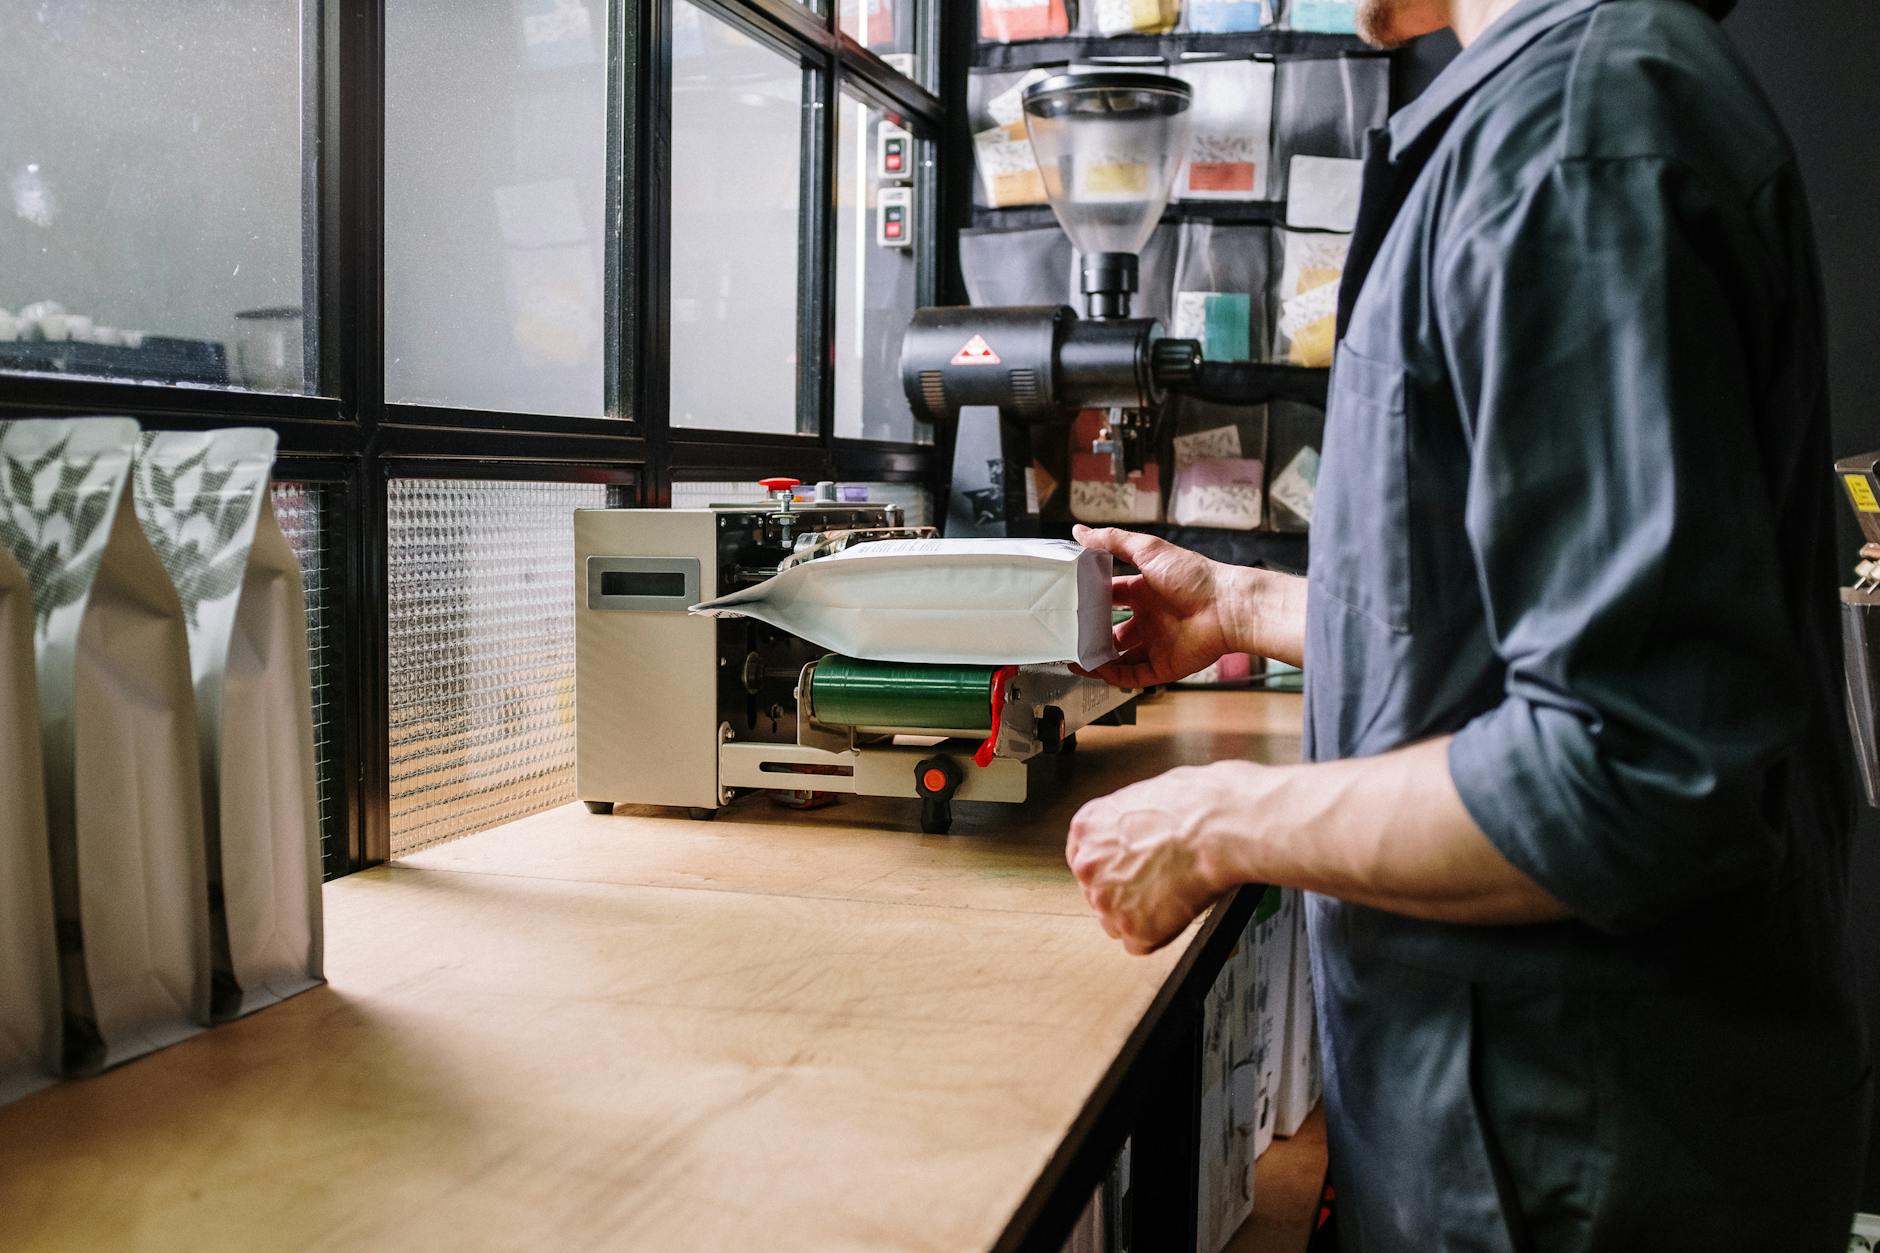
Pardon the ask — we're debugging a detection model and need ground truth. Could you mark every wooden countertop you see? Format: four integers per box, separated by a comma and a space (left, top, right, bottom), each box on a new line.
0, 691, 1304, 1253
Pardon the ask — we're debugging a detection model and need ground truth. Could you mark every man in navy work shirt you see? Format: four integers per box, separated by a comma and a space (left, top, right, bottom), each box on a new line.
1066, 0, 1871, 1247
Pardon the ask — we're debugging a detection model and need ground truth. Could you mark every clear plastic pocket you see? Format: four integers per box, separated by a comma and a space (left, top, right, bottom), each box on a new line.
1840, 589, 1880, 807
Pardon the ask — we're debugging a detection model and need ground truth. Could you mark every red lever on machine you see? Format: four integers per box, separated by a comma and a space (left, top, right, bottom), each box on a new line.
973, 666, 1021, 768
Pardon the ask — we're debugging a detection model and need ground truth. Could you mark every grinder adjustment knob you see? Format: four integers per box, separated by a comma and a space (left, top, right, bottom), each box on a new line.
1151, 338, 1203, 390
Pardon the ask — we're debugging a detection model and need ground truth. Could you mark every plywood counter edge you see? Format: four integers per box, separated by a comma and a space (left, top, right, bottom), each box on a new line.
994, 885, 1265, 1253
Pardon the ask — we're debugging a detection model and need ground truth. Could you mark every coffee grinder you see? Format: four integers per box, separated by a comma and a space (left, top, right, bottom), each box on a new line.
900, 72, 1204, 533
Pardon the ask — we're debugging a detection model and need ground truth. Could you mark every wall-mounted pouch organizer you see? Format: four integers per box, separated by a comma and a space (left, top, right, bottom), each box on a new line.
1071, 409, 1165, 525
1272, 229, 1349, 367
1184, 0, 1273, 32
980, 0, 1073, 44
134, 430, 324, 1022
0, 543, 58, 1105
960, 223, 1078, 307
1085, 0, 1181, 36
1836, 453, 1880, 807
1172, 58, 1276, 203
1269, 54, 1388, 200
0, 417, 209, 1075
1173, 220, 1274, 363
1167, 395, 1269, 530
1844, 587, 1880, 807
970, 69, 1056, 208
1287, 0, 1357, 32
1265, 398, 1325, 532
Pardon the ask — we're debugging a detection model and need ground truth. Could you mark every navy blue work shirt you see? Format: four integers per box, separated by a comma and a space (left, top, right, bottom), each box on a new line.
1302, 0, 1870, 1247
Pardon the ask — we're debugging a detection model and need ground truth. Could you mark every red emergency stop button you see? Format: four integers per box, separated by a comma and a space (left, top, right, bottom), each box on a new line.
758, 477, 801, 494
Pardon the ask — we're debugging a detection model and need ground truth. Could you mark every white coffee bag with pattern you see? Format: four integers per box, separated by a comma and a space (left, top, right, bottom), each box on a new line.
0, 417, 209, 1073
134, 430, 323, 1021
0, 543, 58, 1103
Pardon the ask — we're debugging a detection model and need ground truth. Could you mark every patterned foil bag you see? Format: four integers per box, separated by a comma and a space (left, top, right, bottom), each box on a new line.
1174, 58, 1276, 202
134, 430, 324, 1022
0, 543, 58, 1104
0, 417, 209, 1074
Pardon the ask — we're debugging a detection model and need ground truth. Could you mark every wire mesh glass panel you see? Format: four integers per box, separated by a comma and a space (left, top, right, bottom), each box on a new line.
271, 480, 347, 880
387, 478, 603, 855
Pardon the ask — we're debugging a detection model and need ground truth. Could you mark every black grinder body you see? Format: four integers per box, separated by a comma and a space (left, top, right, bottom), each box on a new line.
900, 305, 1186, 425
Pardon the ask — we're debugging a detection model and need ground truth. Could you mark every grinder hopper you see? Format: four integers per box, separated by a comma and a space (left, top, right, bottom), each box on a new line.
1021, 72, 1194, 319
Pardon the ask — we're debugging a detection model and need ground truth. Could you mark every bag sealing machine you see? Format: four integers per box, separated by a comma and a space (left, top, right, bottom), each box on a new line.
574, 480, 1134, 833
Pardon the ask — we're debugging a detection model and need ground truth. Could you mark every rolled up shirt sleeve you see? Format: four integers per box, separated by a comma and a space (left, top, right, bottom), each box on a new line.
1440, 156, 1807, 936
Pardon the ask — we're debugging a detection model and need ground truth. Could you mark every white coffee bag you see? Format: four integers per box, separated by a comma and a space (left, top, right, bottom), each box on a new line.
134, 430, 323, 1021
0, 417, 209, 1073
0, 544, 58, 1103
692, 537, 1119, 670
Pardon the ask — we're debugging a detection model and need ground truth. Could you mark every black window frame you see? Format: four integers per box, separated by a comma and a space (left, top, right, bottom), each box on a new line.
0, 0, 963, 875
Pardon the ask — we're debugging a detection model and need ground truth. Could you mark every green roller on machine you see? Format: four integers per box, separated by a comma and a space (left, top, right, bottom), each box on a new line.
806, 657, 998, 733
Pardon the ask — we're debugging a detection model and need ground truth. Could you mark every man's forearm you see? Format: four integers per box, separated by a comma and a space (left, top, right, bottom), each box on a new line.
1207, 737, 1571, 925
1221, 567, 1308, 669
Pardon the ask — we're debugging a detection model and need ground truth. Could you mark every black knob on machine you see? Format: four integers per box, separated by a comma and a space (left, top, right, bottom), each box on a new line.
1151, 338, 1203, 390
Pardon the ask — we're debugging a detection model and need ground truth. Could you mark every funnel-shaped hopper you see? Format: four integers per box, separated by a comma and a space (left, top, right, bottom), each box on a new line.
1021, 72, 1193, 261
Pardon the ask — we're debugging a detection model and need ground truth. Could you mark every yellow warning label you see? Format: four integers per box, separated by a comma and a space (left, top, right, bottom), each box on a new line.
1846, 474, 1880, 514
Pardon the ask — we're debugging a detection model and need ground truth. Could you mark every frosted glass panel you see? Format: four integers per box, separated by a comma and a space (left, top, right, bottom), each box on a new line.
838, 0, 927, 84
385, 0, 609, 416
670, 3, 807, 435
387, 478, 603, 855
272, 481, 346, 879
0, 0, 313, 391
834, 93, 928, 445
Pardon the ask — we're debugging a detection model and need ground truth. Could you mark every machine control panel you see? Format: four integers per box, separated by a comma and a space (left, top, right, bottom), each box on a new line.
878, 186, 913, 248
877, 122, 913, 183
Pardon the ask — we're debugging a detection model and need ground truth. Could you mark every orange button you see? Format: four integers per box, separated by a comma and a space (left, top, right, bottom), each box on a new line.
922, 768, 948, 793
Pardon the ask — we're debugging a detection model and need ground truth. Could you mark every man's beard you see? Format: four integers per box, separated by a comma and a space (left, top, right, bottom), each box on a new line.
1355, 0, 1419, 47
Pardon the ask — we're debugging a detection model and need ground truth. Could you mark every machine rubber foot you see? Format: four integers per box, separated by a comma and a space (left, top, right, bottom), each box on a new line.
686, 807, 719, 821
583, 800, 614, 815
920, 798, 954, 836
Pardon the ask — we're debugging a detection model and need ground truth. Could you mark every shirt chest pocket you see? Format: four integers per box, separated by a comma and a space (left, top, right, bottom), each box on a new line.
1313, 342, 1412, 633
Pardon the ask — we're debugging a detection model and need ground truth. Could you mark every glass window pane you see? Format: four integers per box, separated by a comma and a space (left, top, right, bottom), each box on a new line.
385, 0, 610, 417
271, 481, 349, 880
670, 5, 807, 436
387, 478, 605, 855
835, 94, 930, 445
0, 1, 314, 392
838, 0, 928, 85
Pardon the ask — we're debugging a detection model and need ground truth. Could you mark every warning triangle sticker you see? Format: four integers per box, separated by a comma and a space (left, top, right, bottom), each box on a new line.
951, 334, 1002, 366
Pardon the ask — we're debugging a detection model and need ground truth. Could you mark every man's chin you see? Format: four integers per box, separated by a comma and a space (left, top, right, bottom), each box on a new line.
1355, 0, 1419, 48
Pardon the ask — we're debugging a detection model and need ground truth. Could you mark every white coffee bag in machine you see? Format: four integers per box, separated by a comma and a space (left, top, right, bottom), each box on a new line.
692, 537, 1120, 670
134, 430, 323, 1021
0, 417, 210, 1072
0, 544, 58, 1103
